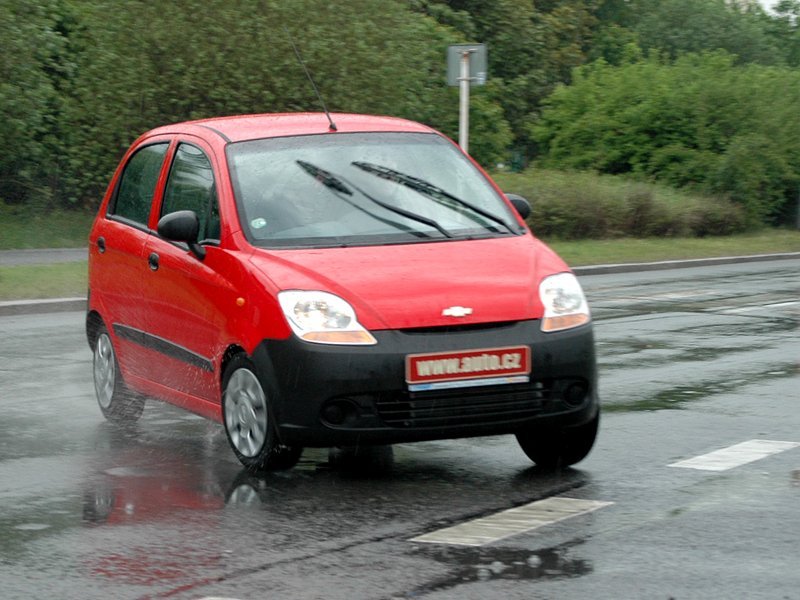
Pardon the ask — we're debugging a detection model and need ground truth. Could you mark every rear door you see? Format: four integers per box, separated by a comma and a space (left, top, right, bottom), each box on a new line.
91, 140, 171, 381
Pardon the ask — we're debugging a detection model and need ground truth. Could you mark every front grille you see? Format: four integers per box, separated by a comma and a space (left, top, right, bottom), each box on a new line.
375, 381, 550, 428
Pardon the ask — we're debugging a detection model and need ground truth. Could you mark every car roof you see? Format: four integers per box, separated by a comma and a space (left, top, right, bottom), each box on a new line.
148, 113, 437, 144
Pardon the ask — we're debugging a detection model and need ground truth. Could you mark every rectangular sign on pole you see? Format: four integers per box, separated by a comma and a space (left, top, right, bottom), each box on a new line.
447, 44, 487, 87
447, 44, 487, 154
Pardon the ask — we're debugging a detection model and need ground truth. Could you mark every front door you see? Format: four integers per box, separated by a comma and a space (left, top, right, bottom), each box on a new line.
139, 140, 233, 406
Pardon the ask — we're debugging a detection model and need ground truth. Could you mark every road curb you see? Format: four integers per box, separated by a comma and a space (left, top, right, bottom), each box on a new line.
0, 297, 87, 316
1, 252, 798, 316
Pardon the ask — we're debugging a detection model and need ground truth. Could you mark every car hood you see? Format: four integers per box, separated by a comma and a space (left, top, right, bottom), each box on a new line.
248, 235, 569, 330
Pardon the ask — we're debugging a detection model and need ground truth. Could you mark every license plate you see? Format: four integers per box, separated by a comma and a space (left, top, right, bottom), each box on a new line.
406, 346, 531, 391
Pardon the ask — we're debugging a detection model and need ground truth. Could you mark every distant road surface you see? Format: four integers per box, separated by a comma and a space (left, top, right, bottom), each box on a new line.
0, 247, 87, 266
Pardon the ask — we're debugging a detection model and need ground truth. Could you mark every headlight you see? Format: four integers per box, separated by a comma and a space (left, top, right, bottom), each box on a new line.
539, 273, 591, 332
277, 291, 377, 345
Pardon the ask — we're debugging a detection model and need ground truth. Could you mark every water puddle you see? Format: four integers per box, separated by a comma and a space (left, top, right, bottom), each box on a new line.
604, 363, 798, 412
598, 342, 768, 371
675, 319, 798, 337
406, 542, 591, 595
597, 339, 673, 357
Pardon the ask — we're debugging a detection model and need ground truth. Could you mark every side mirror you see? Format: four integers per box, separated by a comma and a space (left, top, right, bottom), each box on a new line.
157, 210, 206, 260
505, 193, 531, 220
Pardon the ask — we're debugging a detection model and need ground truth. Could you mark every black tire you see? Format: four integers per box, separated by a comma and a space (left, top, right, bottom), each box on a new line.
92, 325, 145, 425
516, 412, 599, 470
221, 354, 302, 472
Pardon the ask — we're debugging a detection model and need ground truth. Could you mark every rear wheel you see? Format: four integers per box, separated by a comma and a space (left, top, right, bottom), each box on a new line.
92, 327, 145, 425
516, 412, 599, 469
221, 355, 302, 471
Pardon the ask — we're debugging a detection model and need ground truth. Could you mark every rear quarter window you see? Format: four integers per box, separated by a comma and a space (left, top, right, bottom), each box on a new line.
111, 143, 169, 226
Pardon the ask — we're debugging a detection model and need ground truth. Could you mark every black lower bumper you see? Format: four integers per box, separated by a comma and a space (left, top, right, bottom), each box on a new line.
251, 320, 598, 447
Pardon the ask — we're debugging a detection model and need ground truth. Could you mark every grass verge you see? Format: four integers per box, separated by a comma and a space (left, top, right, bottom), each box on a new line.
546, 229, 800, 266
0, 205, 94, 250
0, 263, 88, 301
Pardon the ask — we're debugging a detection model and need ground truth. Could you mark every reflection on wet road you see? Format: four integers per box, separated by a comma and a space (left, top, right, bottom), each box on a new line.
0, 259, 798, 599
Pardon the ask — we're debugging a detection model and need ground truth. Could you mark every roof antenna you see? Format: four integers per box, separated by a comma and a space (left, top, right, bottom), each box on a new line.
283, 26, 337, 131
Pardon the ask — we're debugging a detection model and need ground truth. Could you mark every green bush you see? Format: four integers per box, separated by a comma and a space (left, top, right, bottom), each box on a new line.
493, 168, 748, 239
533, 52, 800, 227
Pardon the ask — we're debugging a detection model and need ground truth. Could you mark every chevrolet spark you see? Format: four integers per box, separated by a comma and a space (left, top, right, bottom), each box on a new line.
87, 113, 599, 471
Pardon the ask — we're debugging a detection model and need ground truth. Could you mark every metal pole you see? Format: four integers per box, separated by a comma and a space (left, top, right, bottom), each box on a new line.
458, 50, 470, 154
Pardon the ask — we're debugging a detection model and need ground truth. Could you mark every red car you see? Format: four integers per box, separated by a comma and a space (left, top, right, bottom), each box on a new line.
87, 113, 598, 471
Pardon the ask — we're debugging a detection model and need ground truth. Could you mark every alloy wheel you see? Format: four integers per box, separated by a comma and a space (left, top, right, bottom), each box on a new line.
224, 368, 268, 458
93, 333, 116, 409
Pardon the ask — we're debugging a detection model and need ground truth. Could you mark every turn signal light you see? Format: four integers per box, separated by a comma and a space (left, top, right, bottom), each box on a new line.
301, 330, 377, 345
541, 313, 590, 333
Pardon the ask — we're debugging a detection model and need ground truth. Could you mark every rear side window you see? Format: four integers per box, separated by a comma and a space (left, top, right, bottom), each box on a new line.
161, 143, 220, 242
112, 143, 169, 225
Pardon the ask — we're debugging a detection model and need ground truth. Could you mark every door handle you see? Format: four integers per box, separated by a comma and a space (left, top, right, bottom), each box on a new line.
97, 237, 106, 254
148, 252, 160, 271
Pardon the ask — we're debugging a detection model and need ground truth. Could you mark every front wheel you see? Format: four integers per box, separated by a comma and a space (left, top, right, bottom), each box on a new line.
516, 413, 599, 470
221, 355, 302, 471
92, 327, 145, 425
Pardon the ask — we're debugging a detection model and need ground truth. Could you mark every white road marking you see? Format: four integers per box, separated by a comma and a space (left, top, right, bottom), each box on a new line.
633, 290, 716, 301
721, 301, 800, 314
410, 497, 613, 547
669, 439, 800, 472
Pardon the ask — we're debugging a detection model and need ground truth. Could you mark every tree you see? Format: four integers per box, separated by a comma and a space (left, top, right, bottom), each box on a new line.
631, 0, 784, 65
59, 0, 511, 206
0, 0, 66, 205
411, 0, 600, 157
766, 0, 800, 66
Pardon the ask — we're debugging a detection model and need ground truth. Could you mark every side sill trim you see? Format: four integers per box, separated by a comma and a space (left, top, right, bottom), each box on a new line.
113, 323, 214, 373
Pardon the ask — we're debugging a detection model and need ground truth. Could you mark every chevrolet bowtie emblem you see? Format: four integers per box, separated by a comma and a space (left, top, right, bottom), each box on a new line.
442, 306, 473, 318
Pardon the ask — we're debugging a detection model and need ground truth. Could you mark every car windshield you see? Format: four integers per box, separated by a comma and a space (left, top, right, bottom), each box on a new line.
226, 132, 523, 248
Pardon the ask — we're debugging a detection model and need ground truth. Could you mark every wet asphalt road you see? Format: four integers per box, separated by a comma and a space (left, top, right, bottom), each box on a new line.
0, 259, 798, 599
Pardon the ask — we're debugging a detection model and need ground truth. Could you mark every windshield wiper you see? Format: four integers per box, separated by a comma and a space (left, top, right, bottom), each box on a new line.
351, 161, 517, 234
296, 160, 353, 196
296, 160, 454, 239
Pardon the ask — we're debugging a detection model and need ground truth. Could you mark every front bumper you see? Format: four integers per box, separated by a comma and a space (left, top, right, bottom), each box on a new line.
251, 320, 598, 447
